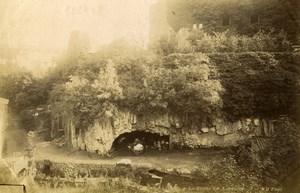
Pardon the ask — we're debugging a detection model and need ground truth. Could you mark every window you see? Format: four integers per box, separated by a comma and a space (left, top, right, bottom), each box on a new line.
251, 15, 259, 24
223, 17, 230, 26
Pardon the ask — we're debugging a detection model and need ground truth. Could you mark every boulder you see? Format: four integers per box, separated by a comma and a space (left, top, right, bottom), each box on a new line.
133, 163, 152, 170
174, 167, 192, 175
166, 168, 173, 173
116, 159, 132, 166
215, 119, 237, 135
201, 127, 209, 133
181, 168, 192, 175
254, 118, 260, 126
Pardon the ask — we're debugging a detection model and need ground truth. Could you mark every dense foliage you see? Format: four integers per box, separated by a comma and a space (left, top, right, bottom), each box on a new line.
0, 72, 49, 130
190, 29, 292, 53
1, 28, 299, 133
2, 42, 298, 132
210, 52, 299, 120
47, 45, 299, 132
49, 42, 223, 131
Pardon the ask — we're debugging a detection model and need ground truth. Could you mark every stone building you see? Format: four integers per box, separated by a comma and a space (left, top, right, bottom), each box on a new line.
0, 97, 9, 158
149, 0, 300, 44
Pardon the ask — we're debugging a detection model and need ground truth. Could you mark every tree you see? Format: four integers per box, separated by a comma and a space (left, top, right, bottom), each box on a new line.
161, 53, 223, 117
49, 59, 125, 132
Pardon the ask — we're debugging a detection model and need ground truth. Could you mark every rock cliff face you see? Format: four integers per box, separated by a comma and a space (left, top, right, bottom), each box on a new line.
65, 110, 274, 155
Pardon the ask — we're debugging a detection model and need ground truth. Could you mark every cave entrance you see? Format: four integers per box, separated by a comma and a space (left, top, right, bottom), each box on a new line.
111, 131, 169, 154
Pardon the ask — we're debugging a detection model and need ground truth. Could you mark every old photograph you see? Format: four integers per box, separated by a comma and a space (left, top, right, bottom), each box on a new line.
0, 0, 300, 192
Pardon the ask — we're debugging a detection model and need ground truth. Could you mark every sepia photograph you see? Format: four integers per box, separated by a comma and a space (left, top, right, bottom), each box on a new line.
0, 0, 300, 192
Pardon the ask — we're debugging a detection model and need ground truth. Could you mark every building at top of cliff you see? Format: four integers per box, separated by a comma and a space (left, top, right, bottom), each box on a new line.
149, 0, 300, 44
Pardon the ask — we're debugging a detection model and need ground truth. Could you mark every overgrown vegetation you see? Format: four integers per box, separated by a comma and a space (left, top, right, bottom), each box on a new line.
0, 72, 49, 130
1, 30, 299, 132
210, 52, 299, 120
49, 47, 223, 131
30, 155, 264, 193
154, 29, 292, 55
191, 29, 291, 53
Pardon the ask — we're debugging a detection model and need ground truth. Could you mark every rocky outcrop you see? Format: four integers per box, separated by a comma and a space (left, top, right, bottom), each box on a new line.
74, 111, 175, 154
63, 109, 275, 155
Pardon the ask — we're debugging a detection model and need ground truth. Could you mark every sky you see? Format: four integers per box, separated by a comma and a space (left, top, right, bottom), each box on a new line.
2, 0, 154, 50
0, 0, 156, 73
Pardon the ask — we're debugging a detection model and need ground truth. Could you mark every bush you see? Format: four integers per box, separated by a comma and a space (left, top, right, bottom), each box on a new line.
190, 29, 292, 53
153, 31, 194, 56
153, 29, 292, 55
161, 53, 223, 116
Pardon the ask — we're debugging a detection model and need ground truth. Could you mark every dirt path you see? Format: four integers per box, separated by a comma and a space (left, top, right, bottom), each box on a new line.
3, 114, 230, 171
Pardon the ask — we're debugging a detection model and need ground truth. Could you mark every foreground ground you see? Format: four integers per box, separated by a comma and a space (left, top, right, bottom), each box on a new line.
3, 125, 299, 193
5, 127, 230, 170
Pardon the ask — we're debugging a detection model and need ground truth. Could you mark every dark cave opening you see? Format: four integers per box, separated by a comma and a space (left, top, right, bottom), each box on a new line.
111, 131, 169, 154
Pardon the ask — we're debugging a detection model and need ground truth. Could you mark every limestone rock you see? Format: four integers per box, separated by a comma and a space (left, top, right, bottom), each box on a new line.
216, 123, 233, 135
254, 118, 260, 126
169, 114, 182, 128
175, 168, 191, 175
232, 121, 242, 131
245, 119, 251, 125
166, 168, 173, 173
116, 159, 132, 166
69, 108, 273, 155
201, 127, 209, 133
133, 163, 152, 170
214, 119, 235, 135
209, 126, 216, 132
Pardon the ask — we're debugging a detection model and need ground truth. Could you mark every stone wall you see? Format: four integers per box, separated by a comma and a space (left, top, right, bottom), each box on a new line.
62, 110, 274, 155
